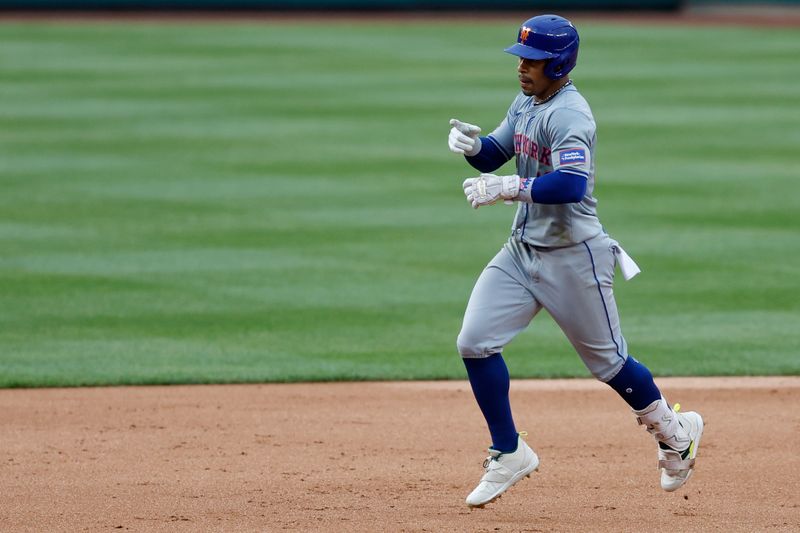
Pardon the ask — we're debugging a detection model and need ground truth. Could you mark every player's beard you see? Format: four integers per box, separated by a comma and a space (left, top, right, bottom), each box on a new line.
519, 76, 535, 97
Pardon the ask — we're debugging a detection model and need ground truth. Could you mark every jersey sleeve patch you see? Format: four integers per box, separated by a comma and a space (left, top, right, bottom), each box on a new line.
558, 148, 586, 166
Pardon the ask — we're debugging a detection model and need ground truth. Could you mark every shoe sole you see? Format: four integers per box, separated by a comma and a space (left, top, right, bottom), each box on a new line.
467, 459, 540, 509
662, 412, 704, 492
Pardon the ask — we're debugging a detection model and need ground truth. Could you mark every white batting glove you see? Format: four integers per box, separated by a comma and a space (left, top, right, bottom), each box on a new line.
462, 174, 521, 209
448, 118, 482, 156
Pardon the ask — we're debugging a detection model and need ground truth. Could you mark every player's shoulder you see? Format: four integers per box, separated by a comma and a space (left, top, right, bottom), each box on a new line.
551, 86, 593, 118
545, 87, 595, 129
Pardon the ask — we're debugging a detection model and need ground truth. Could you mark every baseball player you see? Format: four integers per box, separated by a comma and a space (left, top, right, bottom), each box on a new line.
448, 15, 704, 508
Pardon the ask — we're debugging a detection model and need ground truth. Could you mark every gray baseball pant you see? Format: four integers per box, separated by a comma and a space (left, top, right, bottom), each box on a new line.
457, 233, 628, 382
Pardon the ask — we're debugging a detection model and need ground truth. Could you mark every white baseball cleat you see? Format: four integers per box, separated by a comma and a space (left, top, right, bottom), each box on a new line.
658, 409, 704, 492
634, 398, 704, 492
465, 433, 539, 508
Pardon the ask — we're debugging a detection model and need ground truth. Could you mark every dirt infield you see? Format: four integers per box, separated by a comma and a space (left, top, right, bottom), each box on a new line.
1, 377, 798, 532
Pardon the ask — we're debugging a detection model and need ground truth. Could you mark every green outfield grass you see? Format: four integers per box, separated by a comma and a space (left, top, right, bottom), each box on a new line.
1, 19, 798, 387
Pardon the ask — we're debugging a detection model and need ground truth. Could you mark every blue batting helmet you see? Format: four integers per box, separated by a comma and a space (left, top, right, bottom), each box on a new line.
504, 14, 580, 80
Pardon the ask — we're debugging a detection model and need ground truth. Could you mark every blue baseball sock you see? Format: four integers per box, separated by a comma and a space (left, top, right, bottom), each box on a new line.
606, 356, 662, 410
462, 353, 519, 453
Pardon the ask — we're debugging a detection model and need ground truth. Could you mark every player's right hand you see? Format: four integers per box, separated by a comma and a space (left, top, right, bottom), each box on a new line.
448, 118, 482, 156
463, 174, 520, 209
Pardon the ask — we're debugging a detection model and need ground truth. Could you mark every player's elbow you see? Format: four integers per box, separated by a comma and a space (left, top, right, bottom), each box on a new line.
466, 158, 500, 173
465, 136, 510, 173
465, 152, 503, 173
564, 174, 588, 203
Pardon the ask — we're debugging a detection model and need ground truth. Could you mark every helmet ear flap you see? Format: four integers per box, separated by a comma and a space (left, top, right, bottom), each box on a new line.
544, 46, 578, 80
544, 57, 563, 80
544, 57, 566, 80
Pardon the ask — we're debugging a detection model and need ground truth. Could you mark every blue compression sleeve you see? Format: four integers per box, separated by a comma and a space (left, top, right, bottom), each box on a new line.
462, 354, 519, 452
606, 356, 662, 410
518, 169, 587, 204
465, 136, 513, 173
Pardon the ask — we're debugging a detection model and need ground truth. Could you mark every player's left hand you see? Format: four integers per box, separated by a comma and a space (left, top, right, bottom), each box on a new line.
463, 174, 521, 209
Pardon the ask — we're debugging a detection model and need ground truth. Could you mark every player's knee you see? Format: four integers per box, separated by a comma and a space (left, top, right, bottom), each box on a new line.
456, 328, 489, 358
590, 357, 626, 383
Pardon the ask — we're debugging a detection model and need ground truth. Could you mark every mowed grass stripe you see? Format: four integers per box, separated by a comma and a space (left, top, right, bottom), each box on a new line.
0, 21, 798, 386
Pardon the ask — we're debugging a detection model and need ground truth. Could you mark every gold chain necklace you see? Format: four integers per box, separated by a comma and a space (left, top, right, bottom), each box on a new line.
534, 80, 573, 106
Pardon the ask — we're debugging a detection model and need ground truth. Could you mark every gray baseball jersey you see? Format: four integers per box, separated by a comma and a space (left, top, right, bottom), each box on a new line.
486, 84, 604, 248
